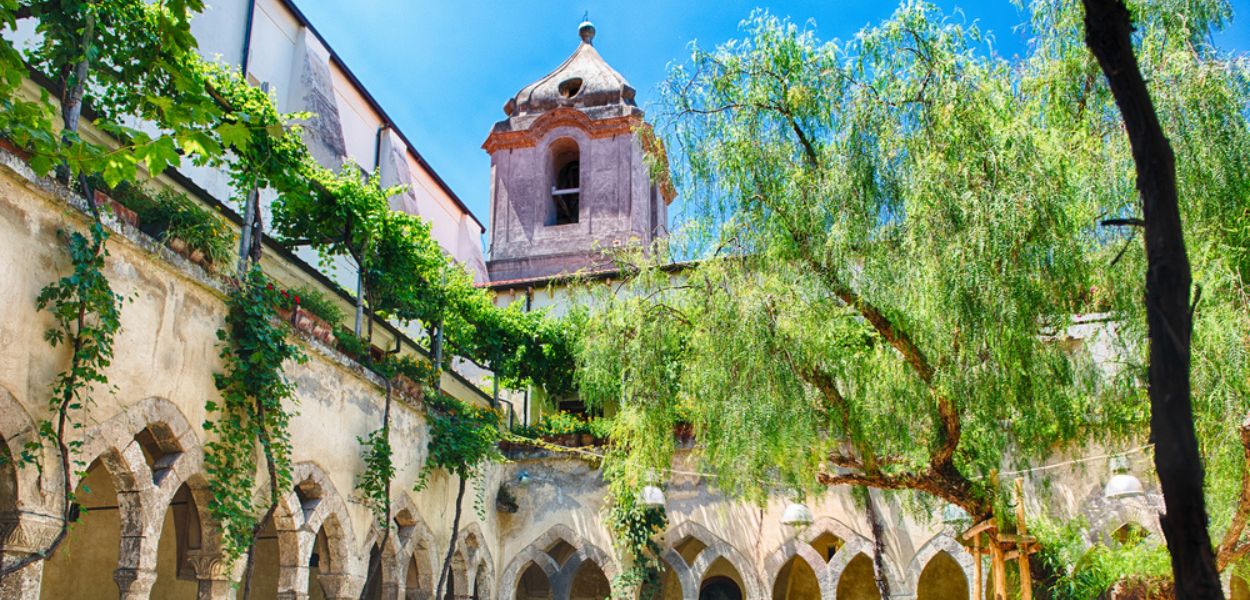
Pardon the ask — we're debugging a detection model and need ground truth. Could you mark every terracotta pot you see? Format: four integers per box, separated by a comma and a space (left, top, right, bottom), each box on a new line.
0, 137, 31, 160
544, 433, 578, 447
167, 237, 189, 255
189, 248, 206, 265
275, 307, 294, 323
393, 375, 425, 403
93, 190, 139, 228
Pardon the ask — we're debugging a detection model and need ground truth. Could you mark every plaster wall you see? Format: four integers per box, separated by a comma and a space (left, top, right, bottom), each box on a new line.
0, 157, 497, 600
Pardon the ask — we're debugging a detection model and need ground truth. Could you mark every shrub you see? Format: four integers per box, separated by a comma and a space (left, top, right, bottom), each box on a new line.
278, 285, 345, 324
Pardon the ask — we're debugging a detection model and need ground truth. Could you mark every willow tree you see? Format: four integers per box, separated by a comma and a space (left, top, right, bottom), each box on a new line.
576, 0, 1250, 584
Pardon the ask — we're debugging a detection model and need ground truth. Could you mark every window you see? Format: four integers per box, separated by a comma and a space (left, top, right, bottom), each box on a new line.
549, 138, 580, 225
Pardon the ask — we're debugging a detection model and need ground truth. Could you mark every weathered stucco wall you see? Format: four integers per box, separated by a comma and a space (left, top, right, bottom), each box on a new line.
0, 155, 498, 600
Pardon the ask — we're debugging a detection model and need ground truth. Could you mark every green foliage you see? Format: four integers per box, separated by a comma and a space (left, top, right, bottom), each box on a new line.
386, 353, 437, 386
602, 450, 667, 599
513, 411, 613, 440
4, 0, 224, 181
414, 393, 503, 486
204, 268, 306, 563
196, 61, 310, 208
573, 0, 1250, 583
1032, 516, 1171, 599
277, 285, 345, 325
355, 424, 394, 529
31, 223, 122, 471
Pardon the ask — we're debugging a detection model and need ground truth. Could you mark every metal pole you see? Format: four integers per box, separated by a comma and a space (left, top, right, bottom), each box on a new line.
236, 184, 258, 278
354, 267, 364, 337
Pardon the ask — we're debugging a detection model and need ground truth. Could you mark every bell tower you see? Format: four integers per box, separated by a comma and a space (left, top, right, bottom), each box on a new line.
483, 21, 673, 283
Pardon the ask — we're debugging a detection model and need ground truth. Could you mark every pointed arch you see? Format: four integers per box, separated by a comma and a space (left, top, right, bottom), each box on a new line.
389, 495, 435, 599
662, 521, 764, 600
906, 534, 974, 600
498, 524, 619, 600
270, 462, 359, 599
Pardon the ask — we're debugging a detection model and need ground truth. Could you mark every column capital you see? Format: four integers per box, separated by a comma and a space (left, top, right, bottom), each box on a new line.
0, 511, 62, 555
113, 566, 158, 600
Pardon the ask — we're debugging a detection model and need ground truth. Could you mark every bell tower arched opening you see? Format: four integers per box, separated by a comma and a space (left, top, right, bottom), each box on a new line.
549, 138, 580, 225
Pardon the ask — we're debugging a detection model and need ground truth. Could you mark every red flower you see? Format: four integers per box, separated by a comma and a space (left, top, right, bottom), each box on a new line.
294, 296, 301, 304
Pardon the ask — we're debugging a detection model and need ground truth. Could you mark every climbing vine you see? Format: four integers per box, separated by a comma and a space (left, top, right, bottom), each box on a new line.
356, 418, 395, 528
204, 267, 305, 576
604, 456, 667, 599
416, 391, 503, 600
0, 222, 123, 578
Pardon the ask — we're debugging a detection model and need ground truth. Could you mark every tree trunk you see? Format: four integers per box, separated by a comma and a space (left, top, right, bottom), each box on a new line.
237, 184, 259, 278
243, 380, 284, 600
1082, 1, 1221, 598
359, 381, 394, 600
863, 488, 893, 599
435, 475, 467, 600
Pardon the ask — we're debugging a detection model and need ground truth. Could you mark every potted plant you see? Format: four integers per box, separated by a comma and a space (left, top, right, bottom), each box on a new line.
159, 190, 233, 270
273, 286, 336, 346
0, 136, 31, 160
84, 175, 141, 228
387, 354, 433, 403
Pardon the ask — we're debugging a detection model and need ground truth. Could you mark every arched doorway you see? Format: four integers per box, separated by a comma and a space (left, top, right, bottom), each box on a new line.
570, 559, 611, 600
307, 525, 334, 599
772, 555, 820, 600
917, 551, 968, 600
516, 561, 551, 600
701, 575, 743, 600
150, 483, 203, 598
405, 554, 423, 600
241, 515, 280, 598
39, 459, 120, 599
837, 553, 881, 600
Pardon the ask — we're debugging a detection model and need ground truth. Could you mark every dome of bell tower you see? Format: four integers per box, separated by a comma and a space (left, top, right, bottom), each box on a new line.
501, 21, 638, 119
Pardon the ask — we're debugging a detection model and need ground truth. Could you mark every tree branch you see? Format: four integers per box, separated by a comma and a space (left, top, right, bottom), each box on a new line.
1217, 413, 1250, 571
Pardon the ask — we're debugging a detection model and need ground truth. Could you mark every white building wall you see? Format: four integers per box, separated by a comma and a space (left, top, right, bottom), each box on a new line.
6, 0, 488, 285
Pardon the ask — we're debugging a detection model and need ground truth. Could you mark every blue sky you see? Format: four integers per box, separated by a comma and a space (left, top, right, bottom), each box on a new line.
293, 0, 1250, 235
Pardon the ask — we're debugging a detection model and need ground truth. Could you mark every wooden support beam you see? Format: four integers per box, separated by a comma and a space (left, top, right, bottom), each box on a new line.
973, 533, 983, 600
962, 519, 996, 540
1016, 478, 1034, 600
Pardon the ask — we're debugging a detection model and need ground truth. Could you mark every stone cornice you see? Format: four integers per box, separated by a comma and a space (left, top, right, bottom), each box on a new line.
482, 108, 641, 153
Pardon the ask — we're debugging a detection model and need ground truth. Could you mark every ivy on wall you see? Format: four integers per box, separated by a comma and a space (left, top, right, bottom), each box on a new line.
204, 268, 306, 589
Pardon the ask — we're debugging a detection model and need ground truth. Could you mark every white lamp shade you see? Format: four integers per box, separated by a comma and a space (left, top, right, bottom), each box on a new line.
640, 485, 666, 508
781, 502, 814, 526
1104, 473, 1145, 499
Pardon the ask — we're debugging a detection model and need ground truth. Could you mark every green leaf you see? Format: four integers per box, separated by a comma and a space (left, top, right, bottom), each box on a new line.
216, 122, 251, 151
138, 135, 181, 175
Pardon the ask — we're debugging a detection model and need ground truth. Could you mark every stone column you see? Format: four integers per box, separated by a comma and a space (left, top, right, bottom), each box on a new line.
379, 580, 401, 600
319, 572, 365, 600
188, 550, 237, 600
0, 511, 63, 600
113, 566, 158, 600
549, 570, 573, 600
0, 557, 43, 600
